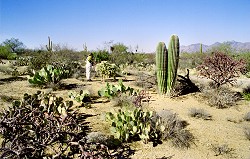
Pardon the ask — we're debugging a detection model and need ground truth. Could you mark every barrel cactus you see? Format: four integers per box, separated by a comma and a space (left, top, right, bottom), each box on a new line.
156, 35, 180, 95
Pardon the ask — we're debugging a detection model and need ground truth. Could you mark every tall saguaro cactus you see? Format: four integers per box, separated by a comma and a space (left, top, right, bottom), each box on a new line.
200, 43, 203, 54
46, 36, 53, 52
156, 35, 180, 95
156, 42, 168, 94
167, 34, 180, 94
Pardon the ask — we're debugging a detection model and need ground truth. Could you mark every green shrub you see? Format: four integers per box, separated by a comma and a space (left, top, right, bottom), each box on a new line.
242, 86, 250, 101
92, 50, 110, 63
0, 45, 11, 59
28, 64, 70, 87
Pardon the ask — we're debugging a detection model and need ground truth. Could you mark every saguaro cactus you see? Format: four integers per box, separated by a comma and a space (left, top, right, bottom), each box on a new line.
156, 35, 180, 95
167, 34, 180, 94
46, 36, 53, 52
200, 43, 203, 54
156, 42, 168, 94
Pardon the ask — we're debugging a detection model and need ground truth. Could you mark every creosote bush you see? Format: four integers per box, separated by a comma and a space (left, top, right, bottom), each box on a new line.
197, 51, 246, 87
188, 108, 212, 120
157, 110, 194, 148
201, 87, 241, 109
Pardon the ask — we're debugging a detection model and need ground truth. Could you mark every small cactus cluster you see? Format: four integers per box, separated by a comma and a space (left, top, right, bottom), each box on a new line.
156, 35, 180, 95
106, 108, 165, 143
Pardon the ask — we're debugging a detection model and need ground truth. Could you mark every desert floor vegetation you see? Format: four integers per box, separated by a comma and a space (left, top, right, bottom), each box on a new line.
0, 40, 250, 158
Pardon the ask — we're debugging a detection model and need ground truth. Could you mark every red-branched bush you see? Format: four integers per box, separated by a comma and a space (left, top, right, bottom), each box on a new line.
197, 52, 246, 87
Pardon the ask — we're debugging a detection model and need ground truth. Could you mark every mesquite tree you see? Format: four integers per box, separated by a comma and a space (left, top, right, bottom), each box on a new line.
197, 51, 246, 87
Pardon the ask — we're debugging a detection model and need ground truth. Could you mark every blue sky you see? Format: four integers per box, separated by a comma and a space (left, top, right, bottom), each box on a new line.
0, 0, 250, 52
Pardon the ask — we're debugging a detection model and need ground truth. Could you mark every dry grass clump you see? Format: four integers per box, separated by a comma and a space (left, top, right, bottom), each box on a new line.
188, 108, 212, 120
201, 86, 241, 109
135, 72, 156, 90
244, 127, 250, 140
244, 112, 250, 121
211, 144, 235, 157
158, 110, 194, 148
112, 94, 133, 107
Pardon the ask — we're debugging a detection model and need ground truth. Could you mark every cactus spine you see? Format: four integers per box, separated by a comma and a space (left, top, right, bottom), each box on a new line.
156, 35, 180, 95
46, 36, 53, 52
156, 42, 168, 94
167, 34, 180, 94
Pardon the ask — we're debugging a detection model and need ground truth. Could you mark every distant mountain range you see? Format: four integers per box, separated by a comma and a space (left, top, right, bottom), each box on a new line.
180, 41, 250, 53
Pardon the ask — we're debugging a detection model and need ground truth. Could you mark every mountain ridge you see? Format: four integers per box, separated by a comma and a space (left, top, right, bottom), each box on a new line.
180, 41, 250, 53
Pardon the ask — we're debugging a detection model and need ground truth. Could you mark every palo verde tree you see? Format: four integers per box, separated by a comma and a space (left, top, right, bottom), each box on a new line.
110, 43, 134, 65
2, 38, 25, 54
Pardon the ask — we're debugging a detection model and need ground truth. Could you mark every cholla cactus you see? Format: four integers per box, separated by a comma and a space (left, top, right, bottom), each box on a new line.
95, 61, 119, 81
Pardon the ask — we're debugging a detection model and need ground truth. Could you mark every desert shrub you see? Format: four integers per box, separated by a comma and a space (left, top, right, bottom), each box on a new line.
197, 51, 246, 87
0, 45, 17, 60
188, 108, 212, 120
68, 90, 91, 107
28, 64, 70, 87
95, 61, 120, 80
245, 127, 250, 140
112, 93, 134, 107
112, 90, 150, 108
132, 90, 151, 107
211, 144, 235, 157
201, 87, 241, 109
236, 51, 250, 73
158, 110, 194, 148
98, 80, 137, 99
15, 56, 32, 66
179, 52, 207, 70
0, 91, 125, 158
135, 72, 157, 89
106, 108, 164, 144
92, 50, 110, 63
242, 86, 250, 101
244, 112, 250, 121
